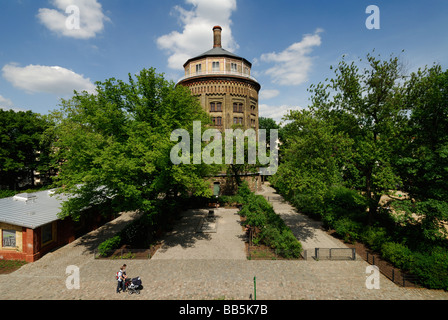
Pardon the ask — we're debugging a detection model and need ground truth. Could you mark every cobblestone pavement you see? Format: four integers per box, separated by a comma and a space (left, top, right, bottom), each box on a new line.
0, 193, 447, 300
152, 208, 246, 260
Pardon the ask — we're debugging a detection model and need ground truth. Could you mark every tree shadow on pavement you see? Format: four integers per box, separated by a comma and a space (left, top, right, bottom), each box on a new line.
73, 211, 142, 255
155, 209, 212, 253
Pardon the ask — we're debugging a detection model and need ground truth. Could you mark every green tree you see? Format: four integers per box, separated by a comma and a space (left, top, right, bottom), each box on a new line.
393, 65, 448, 245
308, 53, 408, 224
48, 68, 213, 221
399, 64, 448, 201
0, 110, 53, 190
271, 109, 353, 204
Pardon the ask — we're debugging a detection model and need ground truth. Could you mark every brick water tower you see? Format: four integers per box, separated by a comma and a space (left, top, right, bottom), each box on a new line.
178, 26, 261, 132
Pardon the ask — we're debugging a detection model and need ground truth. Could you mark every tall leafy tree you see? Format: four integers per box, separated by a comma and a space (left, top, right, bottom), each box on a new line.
271, 109, 353, 203
0, 110, 52, 190
392, 65, 448, 245
48, 68, 213, 221
308, 53, 408, 224
400, 64, 448, 201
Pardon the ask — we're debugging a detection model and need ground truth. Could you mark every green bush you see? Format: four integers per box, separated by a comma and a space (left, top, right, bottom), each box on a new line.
380, 242, 414, 271
260, 226, 302, 259
237, 182, 252, 204
0, 190, 16, 199
238, 188, 302, 259
98, 235, 122, 257
361, 227, 391, 251
291, 193, 324, 218
218, 195, 243, 206
333, 217, 362, 243
410, 247, 448, 290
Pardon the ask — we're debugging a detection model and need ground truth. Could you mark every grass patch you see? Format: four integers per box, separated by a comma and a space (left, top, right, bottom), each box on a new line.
0, 260, 27, 274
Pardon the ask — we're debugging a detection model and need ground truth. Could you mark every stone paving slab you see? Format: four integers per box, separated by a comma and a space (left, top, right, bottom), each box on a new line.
1, 259, 448, 300
152, 208, 246, 260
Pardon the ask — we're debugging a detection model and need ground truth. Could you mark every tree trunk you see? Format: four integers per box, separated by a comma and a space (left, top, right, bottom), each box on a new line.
366, 168, 377, 225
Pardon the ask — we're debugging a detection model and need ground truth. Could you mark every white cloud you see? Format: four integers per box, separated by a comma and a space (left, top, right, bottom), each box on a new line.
0, 96, 29, 112
2, 63, 96, 96
0, 95, 14, 109
157, 0, 239, 70
260, 29, 323, 86
37, 0, 109, 39
260, 89, 280, 100
259, 104, 303, 123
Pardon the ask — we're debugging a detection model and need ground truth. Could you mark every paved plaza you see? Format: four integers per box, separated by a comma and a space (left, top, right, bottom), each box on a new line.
0, 185, 447, 300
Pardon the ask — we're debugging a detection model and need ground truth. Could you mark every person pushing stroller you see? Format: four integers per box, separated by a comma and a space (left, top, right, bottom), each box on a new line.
116, 264, 128, 293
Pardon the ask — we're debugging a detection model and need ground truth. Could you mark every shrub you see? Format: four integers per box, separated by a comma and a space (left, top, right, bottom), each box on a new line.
380, 242, 414, 271
0, 190, 16, 199
291, 193, 324, 218
237, 182, 252, 204
324, 186, 368, 221
333, 217, 362, 243
410, 247, 448, 290
238, 189, 303, 259
260, 226, 302, 259
361, 227, 391, 251
98, 235, 122, 257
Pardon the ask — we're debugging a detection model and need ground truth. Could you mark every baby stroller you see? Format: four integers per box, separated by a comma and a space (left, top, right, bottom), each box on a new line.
125, 277, 143, 295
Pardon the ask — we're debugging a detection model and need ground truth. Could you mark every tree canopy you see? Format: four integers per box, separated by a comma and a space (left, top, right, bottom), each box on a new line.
0, 109, 53, 190
47, 68, 214, 221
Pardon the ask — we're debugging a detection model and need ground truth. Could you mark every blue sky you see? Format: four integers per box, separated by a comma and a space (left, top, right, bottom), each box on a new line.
0, 0, 447, 122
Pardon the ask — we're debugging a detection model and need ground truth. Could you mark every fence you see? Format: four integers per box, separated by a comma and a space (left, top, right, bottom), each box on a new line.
314, 248, 357, 261
94, 248, 152, 260
364, 251, 420, 288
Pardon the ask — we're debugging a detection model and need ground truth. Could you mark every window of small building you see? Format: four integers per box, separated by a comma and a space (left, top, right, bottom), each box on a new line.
212, 61, 220, 72
231, 63, 238, 72
2, 230, 16, 248
41, 223, 55, 246
210, 102, 216, 112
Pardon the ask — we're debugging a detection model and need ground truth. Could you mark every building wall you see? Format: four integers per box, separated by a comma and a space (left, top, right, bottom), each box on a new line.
0, 219, 81, 262
183, 78, 259, 132
209, 174, 262, 196
185, 57, 252, 77
0, 222, 23, 254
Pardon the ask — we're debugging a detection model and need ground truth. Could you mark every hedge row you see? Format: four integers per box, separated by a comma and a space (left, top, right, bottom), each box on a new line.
236, 182, 302, 259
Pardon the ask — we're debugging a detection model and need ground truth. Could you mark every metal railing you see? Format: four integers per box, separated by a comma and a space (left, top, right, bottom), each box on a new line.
302, 248, 357, 261
365, 252, 420, 288
178, 71, 259, 83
